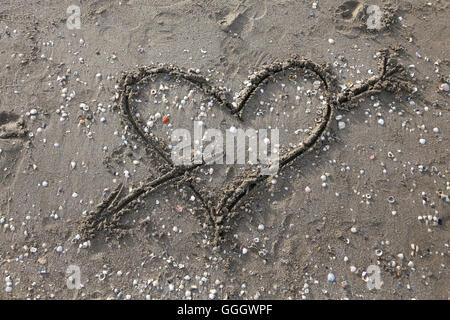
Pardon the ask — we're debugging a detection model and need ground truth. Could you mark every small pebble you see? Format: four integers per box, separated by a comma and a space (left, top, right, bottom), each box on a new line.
327, 273, 335, 282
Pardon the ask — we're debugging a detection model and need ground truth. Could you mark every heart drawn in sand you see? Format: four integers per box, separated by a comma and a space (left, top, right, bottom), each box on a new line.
81, 51, 408, 244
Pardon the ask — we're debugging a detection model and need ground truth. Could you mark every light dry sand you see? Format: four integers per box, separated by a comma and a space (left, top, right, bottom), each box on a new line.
0, 0, 448, 299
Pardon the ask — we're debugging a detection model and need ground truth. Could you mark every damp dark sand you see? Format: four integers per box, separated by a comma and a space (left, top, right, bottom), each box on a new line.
0, 0, 448, 299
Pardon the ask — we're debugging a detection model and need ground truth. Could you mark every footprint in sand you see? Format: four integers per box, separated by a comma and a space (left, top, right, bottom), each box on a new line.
334, 1, 398, 38
217, 0, 268, 37
216, 0, 271, 76
0, 112, 27, 190
333, 1, 367, 38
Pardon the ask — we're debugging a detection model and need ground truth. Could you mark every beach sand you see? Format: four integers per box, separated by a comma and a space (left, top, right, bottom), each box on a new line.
0, 0, 448, 299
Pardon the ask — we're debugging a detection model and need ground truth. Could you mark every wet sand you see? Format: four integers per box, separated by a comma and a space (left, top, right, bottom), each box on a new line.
0, 0, 448, 299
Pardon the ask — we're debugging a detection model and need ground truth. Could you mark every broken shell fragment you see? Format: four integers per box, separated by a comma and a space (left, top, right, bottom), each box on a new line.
439, 83, 449, 91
